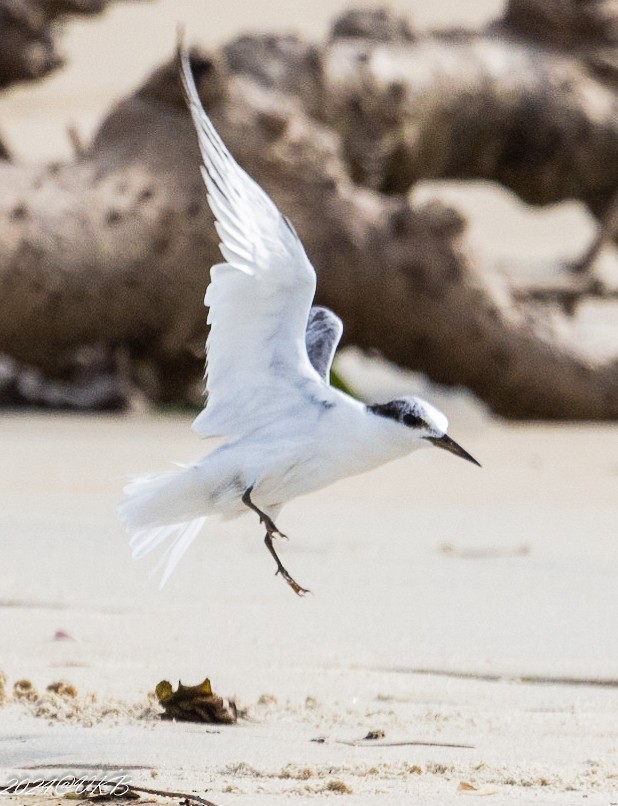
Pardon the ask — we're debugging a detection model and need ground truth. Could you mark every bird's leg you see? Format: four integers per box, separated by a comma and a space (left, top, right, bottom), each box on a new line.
242, 488, 310, 596
263, 533, 310, 597
242, 487, 287, 539
242, 487, 288, 540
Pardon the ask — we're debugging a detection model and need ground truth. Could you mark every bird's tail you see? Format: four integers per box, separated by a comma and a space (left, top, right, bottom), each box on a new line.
117, 467, 207, 588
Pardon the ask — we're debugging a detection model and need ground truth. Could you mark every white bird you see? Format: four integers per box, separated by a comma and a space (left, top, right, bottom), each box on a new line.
117, 48, 480, 596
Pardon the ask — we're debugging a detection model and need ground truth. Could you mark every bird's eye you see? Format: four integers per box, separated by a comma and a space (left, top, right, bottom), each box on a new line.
403, 412, 424, 428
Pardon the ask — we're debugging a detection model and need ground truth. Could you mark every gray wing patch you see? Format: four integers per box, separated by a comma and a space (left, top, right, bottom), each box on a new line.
305, 306, 343, 383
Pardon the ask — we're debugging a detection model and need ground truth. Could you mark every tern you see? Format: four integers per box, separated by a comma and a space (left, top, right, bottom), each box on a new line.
118, 48, 480, 596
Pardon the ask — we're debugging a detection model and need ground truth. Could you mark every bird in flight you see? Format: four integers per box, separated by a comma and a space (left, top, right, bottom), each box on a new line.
118, 47, 480, 596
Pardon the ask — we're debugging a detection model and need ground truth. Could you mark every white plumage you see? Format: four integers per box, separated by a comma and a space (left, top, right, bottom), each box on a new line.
117, 47, 480, 595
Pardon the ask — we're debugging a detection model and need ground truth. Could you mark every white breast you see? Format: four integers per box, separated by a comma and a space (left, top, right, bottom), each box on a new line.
251, 392, 420, 507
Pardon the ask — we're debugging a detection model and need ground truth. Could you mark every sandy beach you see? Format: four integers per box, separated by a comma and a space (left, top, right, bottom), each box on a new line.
1, 0, 618, 803
1, 411, 617, 804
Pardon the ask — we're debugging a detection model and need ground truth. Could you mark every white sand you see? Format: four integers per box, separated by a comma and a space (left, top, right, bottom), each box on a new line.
1, 412, 617, 804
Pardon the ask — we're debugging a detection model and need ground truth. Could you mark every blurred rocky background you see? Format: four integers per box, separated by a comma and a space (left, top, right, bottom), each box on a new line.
0, 0, 617, 418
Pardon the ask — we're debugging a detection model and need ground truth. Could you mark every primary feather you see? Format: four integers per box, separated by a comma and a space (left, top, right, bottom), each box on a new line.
304, 306, 343, 382
179, 52, 324, 442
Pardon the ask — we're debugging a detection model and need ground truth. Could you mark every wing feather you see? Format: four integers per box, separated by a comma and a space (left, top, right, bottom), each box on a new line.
305, 306, 343, 382
179, 49, 326, 440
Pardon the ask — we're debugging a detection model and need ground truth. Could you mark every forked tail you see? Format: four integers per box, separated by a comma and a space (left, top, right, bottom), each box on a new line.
117, 468, 207, 588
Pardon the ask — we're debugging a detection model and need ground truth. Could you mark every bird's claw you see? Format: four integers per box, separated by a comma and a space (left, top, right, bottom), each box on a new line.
266, 523, 288, 540
275, 567, 310, 596
259, 514, 287, 540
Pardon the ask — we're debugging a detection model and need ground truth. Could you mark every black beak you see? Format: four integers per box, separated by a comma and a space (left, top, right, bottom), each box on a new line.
426, 434, 481, 467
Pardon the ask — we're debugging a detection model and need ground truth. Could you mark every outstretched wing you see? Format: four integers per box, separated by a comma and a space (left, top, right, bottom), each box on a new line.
179, 49, 326, 440
305, 306, 343, 383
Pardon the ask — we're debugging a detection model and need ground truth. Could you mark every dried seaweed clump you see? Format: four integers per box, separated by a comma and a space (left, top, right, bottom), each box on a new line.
156, 678, 237, 724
